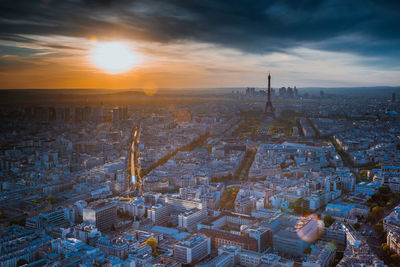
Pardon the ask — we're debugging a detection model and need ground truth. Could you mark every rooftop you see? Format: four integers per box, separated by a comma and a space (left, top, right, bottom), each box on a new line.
176, 234, 207, 248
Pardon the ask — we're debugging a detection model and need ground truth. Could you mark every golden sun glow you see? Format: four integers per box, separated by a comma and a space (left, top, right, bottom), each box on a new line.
91, 42, 138, 74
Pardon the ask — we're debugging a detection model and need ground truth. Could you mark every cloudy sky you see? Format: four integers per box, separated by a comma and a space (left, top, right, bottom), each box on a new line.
0, 0, 400, 89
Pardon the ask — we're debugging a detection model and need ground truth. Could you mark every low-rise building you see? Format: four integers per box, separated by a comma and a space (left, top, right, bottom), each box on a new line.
303, 241, 336, 267
199, 245, 294, 267
178, 208, 207, 231
128, 245, 153, 266
96, 236, 131, 259
199, 228, 258, 252
73, 224, 101, 245
383, 206, 400, 233
387, 231, 400, 255
0, 225, 52, 267
174, 234, 211, 264
323, 222, 346, 249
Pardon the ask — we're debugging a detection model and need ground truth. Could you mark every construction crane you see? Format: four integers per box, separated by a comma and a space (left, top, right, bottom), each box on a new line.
127, 123, 143, 196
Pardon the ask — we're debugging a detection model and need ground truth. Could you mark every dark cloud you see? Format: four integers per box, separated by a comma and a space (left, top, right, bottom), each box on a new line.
0, 45, 46, 57
0, 0, 400, 65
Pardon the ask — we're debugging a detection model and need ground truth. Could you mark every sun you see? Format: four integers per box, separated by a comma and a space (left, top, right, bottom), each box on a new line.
91, 42, 138, 74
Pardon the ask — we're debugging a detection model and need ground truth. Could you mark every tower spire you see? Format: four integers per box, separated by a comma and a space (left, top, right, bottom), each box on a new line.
265, 72, 275, 117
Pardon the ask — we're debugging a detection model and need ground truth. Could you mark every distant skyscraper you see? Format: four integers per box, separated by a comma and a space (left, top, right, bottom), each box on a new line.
122, 107, 128, 120
287, 87, 294, 98
48, 107, 56, 121
245, 87, 255, 96
279, 87, 286, 97
83, 106, 91, 121
112, 108, 120, 123
91, 106, 103, 122
74, 107, 83, 121
392, 93, 396, 103
264, 73, 275, 117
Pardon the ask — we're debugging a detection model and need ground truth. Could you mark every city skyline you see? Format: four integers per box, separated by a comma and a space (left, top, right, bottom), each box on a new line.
1, 0, 400, 89
2, 2, 400, 266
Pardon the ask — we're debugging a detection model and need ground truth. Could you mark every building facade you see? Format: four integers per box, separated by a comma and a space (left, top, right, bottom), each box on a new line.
174, 234, 211, 264
83, 201, 117, 231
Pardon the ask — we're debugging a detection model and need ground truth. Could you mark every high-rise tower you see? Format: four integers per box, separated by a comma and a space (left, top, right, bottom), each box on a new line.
265, 73, 275, 117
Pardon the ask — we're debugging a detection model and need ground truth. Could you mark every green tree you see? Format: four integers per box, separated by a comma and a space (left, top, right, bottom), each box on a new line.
381, 243, 389, 253
219, 186, 240, 210
379, 186, 391, 195
368, 206, 384, 222
145, 237, 158, 252
374, 221, 383, 234
10, 218, 26, 226
303, 246, 312, 254
291, 198, 303, 215
45, 196, 57, 204
359, 169, 369, 181
323, 214, 335, 228
390, 254, 400, 265
152, 250, 159, 258
17, 259, 28, 266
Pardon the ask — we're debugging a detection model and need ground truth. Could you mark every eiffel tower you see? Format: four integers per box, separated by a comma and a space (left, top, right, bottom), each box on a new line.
265, 73, 275, 117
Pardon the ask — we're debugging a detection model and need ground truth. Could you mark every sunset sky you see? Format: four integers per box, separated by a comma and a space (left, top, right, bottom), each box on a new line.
1, 0, 400, 89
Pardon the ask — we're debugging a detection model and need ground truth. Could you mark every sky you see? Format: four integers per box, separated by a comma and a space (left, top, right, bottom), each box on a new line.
0, 0, 400, 89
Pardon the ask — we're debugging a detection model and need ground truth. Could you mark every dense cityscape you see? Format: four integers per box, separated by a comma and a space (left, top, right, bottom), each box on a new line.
0, 80, 399, 267
2, 0, 400, 266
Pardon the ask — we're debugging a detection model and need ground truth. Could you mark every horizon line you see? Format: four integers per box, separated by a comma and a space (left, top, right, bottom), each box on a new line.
1, 85, 400, 91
